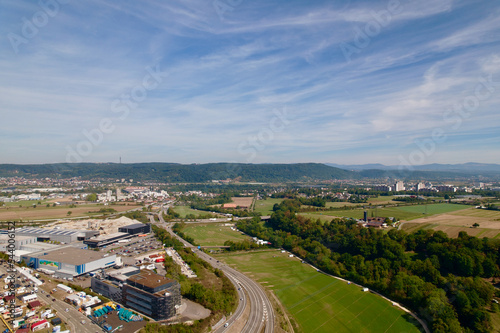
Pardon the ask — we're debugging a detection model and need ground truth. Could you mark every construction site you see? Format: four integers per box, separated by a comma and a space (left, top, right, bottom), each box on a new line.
45, 216, 140, 236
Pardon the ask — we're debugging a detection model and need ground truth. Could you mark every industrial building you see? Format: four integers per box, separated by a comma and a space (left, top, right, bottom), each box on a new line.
123, 271, 181, 320
0, 235, 37, 252
83, 232, 134, 248
91, 266, 141, 302
21, 247, 117, 279
118, 223, 151, 235
14, 227, 99, 243
91, 269, 180, 320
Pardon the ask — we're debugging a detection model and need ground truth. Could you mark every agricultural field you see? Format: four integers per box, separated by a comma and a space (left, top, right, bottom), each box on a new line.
0, 202, 138, 221
301, 202, 360, 210
215, 250, 422, 333
299, 203, 470, 223
395, 203, 468, 215
227, 196, 254, 209
254, 198, 283, 215
402, 207, 500, 238
182, 223, 251, 246
172, 205, 219, 218
367, 195, 399, 204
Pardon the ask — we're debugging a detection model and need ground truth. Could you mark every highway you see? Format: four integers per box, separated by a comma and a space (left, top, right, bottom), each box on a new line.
155, 212, 274, 333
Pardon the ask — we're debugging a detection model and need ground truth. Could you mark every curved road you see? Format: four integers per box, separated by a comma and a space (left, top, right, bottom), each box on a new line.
155, 213, 274, 333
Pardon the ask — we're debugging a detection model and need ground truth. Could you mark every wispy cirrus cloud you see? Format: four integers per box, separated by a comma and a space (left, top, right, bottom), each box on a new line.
0, 0, 499, 164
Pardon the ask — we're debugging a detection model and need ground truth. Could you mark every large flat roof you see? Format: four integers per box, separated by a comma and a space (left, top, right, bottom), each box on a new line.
37, 247, 114, 266
16, 227, 87, 236
126, 270, 174, 289
88, 232, 129, 242
119, 223, 147, 230
0, 235, 36, 241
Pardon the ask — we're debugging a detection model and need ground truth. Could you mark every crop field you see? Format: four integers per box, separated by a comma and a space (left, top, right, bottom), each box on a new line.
173, 205, 219, 218
182, 223, 251, 246
367, 195, 398, 204
300, 207, 416, 221
395, 203, 468, 215
302, 202, 360, 210
449, 207, 500, 219
401, 207, 500, 238
229, 196, 254, 208
254, 198, 283, 215
0, 202, 138, 221
299, 203, 470, 223
216, 250, 422, 333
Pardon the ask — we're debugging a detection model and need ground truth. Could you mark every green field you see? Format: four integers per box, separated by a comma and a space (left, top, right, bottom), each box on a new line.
300, 203, 469, 222
172, 205, 219, 218
300, 207, 417, 221
254, 198, 283, 215
395, 203, 468, 215
182, 223, 251, 246
216, 250, 422, 333
367, 196, 398, 204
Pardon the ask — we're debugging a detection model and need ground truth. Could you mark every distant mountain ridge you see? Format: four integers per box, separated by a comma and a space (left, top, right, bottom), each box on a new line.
0, 162, 498, 182
0, 163, 352, 182
327, 162, 500, 173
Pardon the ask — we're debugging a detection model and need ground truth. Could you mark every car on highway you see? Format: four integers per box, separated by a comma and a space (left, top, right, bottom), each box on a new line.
224, 323, 229, 328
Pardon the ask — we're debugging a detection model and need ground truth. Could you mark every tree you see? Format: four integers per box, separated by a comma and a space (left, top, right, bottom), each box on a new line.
67, 211, 72, 216
86, 193, 97, 202
473, 223, 480, 228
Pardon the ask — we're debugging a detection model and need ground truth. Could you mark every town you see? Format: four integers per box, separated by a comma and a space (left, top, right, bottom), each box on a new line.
0, 165, 499, 333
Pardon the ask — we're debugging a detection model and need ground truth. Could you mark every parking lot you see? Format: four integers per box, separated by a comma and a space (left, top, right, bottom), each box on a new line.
101, 235, 163, 257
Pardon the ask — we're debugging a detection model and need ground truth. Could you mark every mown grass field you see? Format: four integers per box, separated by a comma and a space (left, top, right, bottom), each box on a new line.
367, 195, 399, 204
172, 205, 219, 218
0, 202, 138, 221
254, 198, 283, 215
182, 223, 251, 246
216, 250, 422, 333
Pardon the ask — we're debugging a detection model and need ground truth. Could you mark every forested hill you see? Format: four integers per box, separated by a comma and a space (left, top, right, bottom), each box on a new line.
0, 163, 485, 182
0, 163, 354, 182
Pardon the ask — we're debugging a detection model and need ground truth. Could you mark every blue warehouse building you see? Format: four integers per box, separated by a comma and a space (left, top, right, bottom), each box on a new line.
21, 246, 116, 279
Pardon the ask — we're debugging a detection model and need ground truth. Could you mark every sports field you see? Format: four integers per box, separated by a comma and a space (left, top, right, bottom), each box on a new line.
182, 223, 251, 246
0, 202, 138, 221
216, 250, 422, 333
254, 198, 283, 215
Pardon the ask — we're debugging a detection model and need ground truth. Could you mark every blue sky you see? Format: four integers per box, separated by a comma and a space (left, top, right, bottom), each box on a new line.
1, 0, 499, 165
